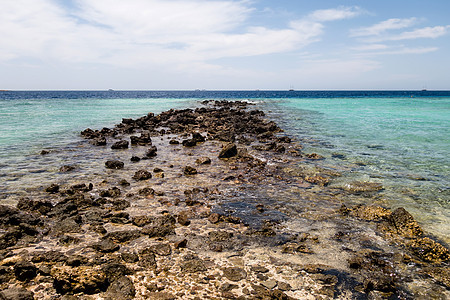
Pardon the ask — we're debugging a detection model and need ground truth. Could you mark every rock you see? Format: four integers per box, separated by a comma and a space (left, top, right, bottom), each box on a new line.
51, 266, 108, 295
169, 139, 180, 145
341, 181, 383, 193
145, 146, 158, 158
105, 160, 124, 169
149, 244, 172, 256
130, 156, 140, 162
90, 137, 107, 146
174, 239, 187, 249
132, 170, 152, 181
111, 140, 129, 149
119, 179, 130, 186
304, 175, 329, 186
99, 187, 121, 198
59, 165, 75, 172
222, 267, 247, 281
105, 276, 135, 300
388, 207, 423, 238
183, 166, 197, 175
17, 198, 52, 215
177, 212, 190, 226
209, 231, 233, 242
180, 256, 207, 273
182, 139, 197, 147
195, 157, 211, 165
208, 213, 221, 224
138, 250, 157, 269
345, 204, 391, 221
250, 266, 269, 273
13, 261, 37, 281
0, 287, 34, 300
305, 153, 324, 160
104, 230, 141, 243
45, 183, 60, 193
192, 132, 206, 143
138, 187, 155, 196
218, 143, 238, 159
261, 280, 277, 290
121, 252, 139, 263
101, 263, 133, 282
408, 237, 449, 262
91, 238, 120, 253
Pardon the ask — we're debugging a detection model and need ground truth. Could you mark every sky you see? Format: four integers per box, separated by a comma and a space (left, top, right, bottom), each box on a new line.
1, 0, 449, 90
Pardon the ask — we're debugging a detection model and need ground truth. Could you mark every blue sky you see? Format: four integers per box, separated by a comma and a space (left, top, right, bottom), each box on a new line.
1, 0, 449, 90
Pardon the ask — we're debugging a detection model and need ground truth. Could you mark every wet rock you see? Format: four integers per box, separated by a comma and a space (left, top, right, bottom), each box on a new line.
341, 181, 383, 193
51, 217, 81, 235
169, 139, 179, 145
183, 166, 197, 175
195, 157, 211, 165
91, 238, 120, 253
145, 146, 158, 158
305, 153, 324, 160
130, 156, 140, 162
104, 230, 141, 243
101, 263, 133, 282
105, 276, 135, 300
121, 252, 139, 263
51, 266, 108, 295
13, 261, 37, 282
0, 287, 34, 300
174, 239, 187, 249
149, 244, 172, 256
344, 204, 391, 221
17, 198, 52, 215
60, 165, 75, 172
177, 212, 190, 226
251, 266, 269, 273
90, 137, 107, 146
422, 266, 450, 288
138, 250, 157, 269
208, 213, 221, 224
304, 175, 329, 186
180, 256, 207, 273
111, 140, 129, 149
99, 187, 121, 198
138, 187, 155, 196
45, 183, 60, 194
31, 250, 68, 264
261, 280, 277, 290
218, 143, 238, 159
105, 160, 124, 169
132, 170, 152, 181
408, 237, 449, 262
209, 230, 233, 242
182, 139, 197, 147
222, 267, 247, 281
388, 207, 423, 238
119, 179, 130, 186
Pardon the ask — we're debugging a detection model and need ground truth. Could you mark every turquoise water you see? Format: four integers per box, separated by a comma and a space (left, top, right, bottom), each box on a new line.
0, 91, 449, 242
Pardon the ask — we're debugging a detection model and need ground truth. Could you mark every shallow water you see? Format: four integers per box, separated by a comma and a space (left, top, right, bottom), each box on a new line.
0, 91, 449, 243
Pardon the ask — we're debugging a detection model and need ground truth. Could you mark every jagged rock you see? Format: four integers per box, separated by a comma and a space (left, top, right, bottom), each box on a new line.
45, 183, 60, 194
183, 166, 197, 175
169, 139, 179, 145
90, 137, 107, 146
408, 237, 449, 262
138, 250, 157, 269
60, 165, 75, 172
105, 276, 135, 300
17, 198, 52, 215
305, 153, 324, 160
13, 261, 37, 281
91, 238, 120, 253
130, 156, 140, 162
388, 207, 423, 238
180, 256, 207, 273
0, 287, 34, 300
149, 244, 172, 256
304, 175, 329, 186
222, 267, 247, 281
105, 160, 124, 169
132, 170, 152, 181
182, 139, 197, 147
51, 266, 108, 295
145, 146, 157, 158
103, 230, 141, 243
218, 143, 237, 159
195, 157, 211, 165
111, 140, 129, 149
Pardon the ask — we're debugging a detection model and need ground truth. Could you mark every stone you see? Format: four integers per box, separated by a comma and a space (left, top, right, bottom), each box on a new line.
149, 244, 172, 256
180, 257, 207, 273
45, 183, 60, 193
130, 156, 141, 162
304, 175, 329, 186
105, 276, 135, 300
105, 160, 124, 169
388, 207, 423, 238
208, 213, 221, 224
169, 139, 180, 145
341, 181, 383, 193
183, 166, 197, 175
195, 157, 211, 165
177, 212, 190, 226
111, 140, 129, 149
91, 238, 120, 253
222, 267, 247, 281
51, 266, 108, 295
145, 146, 158, 158
408, 237, 449, 262
0, 287, 34, 300
261, 280, 277, 290
13, 261, 37, 281
182, 139, 197, 147
59, 165, 75, 172
132, 170, 152, 181
104, 230, 141, 243
218, 143, 238, 159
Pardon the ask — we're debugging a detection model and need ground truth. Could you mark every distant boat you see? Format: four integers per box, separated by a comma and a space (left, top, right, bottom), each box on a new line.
421, 88, 427, 91
288, 85, 294, 91
108, 89, 114, 91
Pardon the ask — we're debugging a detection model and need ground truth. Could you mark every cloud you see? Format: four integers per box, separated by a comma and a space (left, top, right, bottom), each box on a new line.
388, 26, 450, 40
308, 6, 363, 22
351, 18, 418, 37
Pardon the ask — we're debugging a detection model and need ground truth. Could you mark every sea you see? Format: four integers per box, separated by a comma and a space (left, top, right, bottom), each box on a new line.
0, 90, 449, 243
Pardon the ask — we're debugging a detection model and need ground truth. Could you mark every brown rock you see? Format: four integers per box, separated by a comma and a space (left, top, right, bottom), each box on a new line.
388, 207, 423, 238
222, 267, 247, 281
219, 143, 238, 159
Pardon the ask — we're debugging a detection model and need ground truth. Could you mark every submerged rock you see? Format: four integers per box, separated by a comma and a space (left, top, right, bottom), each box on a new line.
132, 170, 152, 181
105, 160, 124, 170
111, 140, 129, 149
340, 181, 383, 193
388, 207, 423, 238
219, 143, 238, 159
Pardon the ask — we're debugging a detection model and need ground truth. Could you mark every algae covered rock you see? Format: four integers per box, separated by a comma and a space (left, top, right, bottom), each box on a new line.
219, 143, 238, 159
388, 207, 423, 238
51, 266, 108, 294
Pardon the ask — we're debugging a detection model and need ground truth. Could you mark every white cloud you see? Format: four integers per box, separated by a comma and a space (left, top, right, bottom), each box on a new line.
351, 18, 417, 37
388, 26, 450, 40
0, 1, 363, 70
308, 6, 362, 22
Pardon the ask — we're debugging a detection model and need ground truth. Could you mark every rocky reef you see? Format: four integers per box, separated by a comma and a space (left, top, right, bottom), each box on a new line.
1, 100, 448, 299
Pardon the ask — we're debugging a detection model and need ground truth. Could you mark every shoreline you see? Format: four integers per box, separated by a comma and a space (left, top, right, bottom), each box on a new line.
0, 100, 449, 299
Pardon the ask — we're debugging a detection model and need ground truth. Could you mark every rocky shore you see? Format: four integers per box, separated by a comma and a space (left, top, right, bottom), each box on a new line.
0, 100, 449, 299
